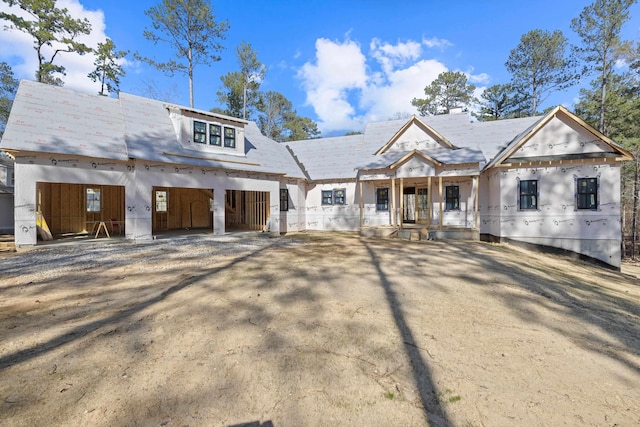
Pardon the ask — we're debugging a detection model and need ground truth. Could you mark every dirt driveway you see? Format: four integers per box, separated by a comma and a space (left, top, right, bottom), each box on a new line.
0, 232, 639, 426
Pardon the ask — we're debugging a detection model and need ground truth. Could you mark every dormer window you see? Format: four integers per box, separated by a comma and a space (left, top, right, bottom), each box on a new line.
194, 121, 207, 144
209, 124, 222, 146
224, 128, 236, 148
192, 119, 237, 149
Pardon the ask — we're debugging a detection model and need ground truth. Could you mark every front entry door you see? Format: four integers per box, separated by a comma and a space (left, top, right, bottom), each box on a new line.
403, 187, 416, 223
417, 188, 429, 223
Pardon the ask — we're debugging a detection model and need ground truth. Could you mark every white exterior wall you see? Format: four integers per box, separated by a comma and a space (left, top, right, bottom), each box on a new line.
386, 126, 441, 152
13, 154, 282, 246
360, 181, 393, 227
305, 181, 359, 230
483, 163, 622, 266
279, 179, 306, 233
430, 178, 475, 227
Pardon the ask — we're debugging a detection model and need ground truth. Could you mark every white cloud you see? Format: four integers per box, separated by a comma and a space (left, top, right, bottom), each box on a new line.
298, 36, 464, 133
0, 0, 116, 95
468, 72, 491, 85
370, 38, 422, 74
422, 36, 453, 50
297, 37, 369, 132
360, 59, 447, 122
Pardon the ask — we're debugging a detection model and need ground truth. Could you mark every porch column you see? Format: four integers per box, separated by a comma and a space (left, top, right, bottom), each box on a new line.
359, 180, 364, 228
473, 176, 479, 230
391, 177, 396, 227
438, 176, 443, 230
427, 176, 432, 228
399, 178, 404, 229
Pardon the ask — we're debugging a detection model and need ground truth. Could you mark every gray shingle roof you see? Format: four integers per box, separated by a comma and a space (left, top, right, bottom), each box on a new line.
1, 80, 128, 160
286, 113, 541, 180
286, 134, 365, 180
1, 81, 568, 183
1, 81, 304, 178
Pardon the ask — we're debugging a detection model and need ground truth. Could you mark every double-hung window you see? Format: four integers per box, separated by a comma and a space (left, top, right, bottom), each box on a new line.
280, 189, 289, 211
155, 190, 168, 212
577, 177, 598, 210
321, 190, 333, 205
193, 121, 207, 143
519, 180, 538, 210
224, 128, 236, 148
321, 188, 346, 205
376, 188, 389, 211
86, 188, 101, 212
445, 185, 459, 211
209, 124, 222, 146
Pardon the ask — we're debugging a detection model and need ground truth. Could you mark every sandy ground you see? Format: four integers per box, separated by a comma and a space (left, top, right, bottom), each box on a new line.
0, 231, 639, 427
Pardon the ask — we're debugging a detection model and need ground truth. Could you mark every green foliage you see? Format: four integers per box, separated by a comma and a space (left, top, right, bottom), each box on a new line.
217, 42, 264, 120
505, 29, 576, 115
574, 72, 640, 139
137, 0, 229, 108
257, 91, 320, 142
571, 0, 636, 132
0, 0, 92, 86
215, 43, 319, 140
475, 84, 530, 121
0, 61, 19, 138
258, 91, 290, 140
216, 71, 245, 118
236, 41, 265, 120
87, 38, 127, 96
284, 114, 320, 141
411, 71, 476, 116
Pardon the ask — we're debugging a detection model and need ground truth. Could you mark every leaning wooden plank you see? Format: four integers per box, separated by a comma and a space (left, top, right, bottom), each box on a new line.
36, 211, 53, 240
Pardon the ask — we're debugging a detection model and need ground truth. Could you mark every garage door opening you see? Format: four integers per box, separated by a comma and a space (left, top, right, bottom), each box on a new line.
152, 187, 213, 234
36, 182, 125, 239
225, 190, 269, 231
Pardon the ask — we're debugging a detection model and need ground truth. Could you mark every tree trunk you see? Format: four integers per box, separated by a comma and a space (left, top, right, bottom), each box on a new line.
100, 58, 106, 96
599, 66, 607, 133
632, 155, 639, 260
243, 81, 247, 120
188, 47, 194, 108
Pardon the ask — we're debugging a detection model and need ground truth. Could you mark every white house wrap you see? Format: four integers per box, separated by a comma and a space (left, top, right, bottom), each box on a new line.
1, 81, 632, 267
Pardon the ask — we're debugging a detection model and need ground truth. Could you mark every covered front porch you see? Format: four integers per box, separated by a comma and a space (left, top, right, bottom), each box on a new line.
357, 162, 481, 241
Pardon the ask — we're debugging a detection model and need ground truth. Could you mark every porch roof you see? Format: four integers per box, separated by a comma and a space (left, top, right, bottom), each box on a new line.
287, 112, 529, 181
359, 146, 485, 171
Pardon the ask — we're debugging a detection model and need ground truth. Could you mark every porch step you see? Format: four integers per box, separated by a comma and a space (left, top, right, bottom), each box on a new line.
396, 228, 430, 241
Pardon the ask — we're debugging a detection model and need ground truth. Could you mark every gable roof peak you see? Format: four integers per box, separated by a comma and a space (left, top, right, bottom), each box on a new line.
374, 115, 456, 155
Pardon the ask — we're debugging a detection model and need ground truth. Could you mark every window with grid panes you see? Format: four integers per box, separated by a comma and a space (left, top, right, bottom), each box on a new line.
193, 121, 206, 143
519, 180, 538, 210
321, 190, 333, 205
86, 188, 101, 212
577, 178, 598, 210
209, 124, 221, 146
280, 189, 289, 211
224, 127, 236, 148
333, 188, 346, 205
376, 188, 389, 211
445, 185, 459, 210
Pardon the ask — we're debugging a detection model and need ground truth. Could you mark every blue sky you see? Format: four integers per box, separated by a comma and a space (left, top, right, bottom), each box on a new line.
1, 0, 639, 135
